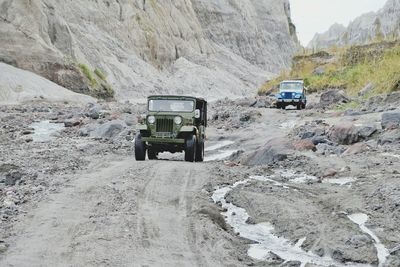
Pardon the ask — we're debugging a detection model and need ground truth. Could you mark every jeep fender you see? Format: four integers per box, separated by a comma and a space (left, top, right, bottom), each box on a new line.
180, 126, 199, 138
138, 124, 148, 131
137, 124, 149, 135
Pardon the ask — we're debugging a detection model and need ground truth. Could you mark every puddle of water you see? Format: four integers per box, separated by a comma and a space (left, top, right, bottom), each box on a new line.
205, 140, 235, 152
212, 176, 369, 267
323, 177, 356, 186
30, 121, 65, 142
278, 170, 318, 184
348, 213, 389, 267
204, 149, 238, 162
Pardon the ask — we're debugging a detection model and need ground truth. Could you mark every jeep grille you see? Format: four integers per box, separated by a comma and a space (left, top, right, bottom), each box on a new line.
282, 92, 294, 99
156, 118, 174, 133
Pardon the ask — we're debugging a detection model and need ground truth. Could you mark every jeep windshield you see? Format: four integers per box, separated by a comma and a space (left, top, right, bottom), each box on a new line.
280, 82, 303, 93
148, 99, 195, 112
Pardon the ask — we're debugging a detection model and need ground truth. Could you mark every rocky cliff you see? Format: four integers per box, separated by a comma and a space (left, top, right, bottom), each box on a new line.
0, 0, 299, 102
308, 0, 400, 50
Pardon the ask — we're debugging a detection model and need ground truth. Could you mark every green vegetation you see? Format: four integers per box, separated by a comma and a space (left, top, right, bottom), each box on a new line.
78, 63, 97, 87
78, 63, 114, 99
259, 41, 400, 96
94, 69, 107, 81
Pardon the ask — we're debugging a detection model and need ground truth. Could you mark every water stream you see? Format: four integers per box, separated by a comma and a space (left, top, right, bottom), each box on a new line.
30, 120, 65, 142
212, 175, 373, 267
204, 140, 237, 162
348, 213, 389, 267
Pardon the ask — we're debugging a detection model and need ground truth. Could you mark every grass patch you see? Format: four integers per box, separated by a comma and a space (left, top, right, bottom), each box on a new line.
259, 41, 400, 96
78, 63, 97, 87
94, 69, 107, 81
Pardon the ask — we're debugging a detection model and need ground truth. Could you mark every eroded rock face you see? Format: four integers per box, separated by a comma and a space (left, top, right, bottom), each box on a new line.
0, 0, 299, 101
308, 0, 400, 49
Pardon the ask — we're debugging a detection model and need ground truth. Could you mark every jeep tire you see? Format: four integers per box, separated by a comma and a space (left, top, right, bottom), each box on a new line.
185, 134, 197, 162
135, 133, 146, 161
148, 149, 158, 160
195, 139, 204, 162
297, 103, 302, 110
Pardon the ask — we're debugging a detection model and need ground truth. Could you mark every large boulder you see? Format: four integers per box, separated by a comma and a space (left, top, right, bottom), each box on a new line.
242, 138, 293, 166
328, 121, 360, 145
382, 112, 400, 129
90, 120, 127, 139
320, 89, 349, 107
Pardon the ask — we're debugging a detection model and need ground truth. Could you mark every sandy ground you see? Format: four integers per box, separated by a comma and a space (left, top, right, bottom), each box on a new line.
0, 100, 399, 266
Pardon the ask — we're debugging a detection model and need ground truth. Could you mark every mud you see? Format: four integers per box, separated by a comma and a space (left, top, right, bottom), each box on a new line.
0, 98, 399, 266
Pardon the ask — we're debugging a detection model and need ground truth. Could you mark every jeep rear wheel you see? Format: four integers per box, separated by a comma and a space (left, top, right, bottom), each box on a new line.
185, 134, 196, 162
195, 139, 204, 162
148, 149, 158, 160
135, 133, 146, 161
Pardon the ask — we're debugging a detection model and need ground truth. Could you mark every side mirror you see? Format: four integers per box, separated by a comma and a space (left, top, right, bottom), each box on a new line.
194, 109, 201, 119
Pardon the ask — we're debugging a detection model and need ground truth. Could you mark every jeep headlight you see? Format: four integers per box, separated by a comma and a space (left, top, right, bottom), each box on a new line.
147, 115, 156, 124
295, 94, 301, 98
174, 116, 182, 125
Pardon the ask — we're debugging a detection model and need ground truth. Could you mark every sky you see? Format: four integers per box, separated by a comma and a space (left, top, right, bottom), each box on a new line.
290, 0, 387, 46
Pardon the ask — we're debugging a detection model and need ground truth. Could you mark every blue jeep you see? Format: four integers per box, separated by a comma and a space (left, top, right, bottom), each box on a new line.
276, 80, 307, 110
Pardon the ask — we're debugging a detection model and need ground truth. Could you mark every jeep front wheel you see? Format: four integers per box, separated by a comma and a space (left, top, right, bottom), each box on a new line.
185, 134, 197, 162
195, 139, 204, 162
135, 133, 146, 161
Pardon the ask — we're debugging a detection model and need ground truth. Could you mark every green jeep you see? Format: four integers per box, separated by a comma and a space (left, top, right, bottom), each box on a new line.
135, 95, 207, 162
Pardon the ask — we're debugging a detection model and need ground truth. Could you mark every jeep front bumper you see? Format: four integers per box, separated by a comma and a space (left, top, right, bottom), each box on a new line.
277, 99, 302, 103
142, 137, 185, 144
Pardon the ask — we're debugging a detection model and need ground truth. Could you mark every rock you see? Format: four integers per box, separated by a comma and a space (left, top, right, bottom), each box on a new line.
358, 125, 378, 139
242, 138, 293, 166
5, 171, 23, 186
88, 104, 101, 120
328, 121, 360, 145
359, 83, 374, 97
322, 168, 337, 178
382, 112, 400, 129
294, 139, 316, 151
90, 120, 127, 139
63, 118, 81, 127
239, 110, 261, 123
342, 143, 369, 156
0, 242, 8, 253
311, 136, 328, 145
313, 66, 326, 75
282, 261, 301, 267
245, 217, 256, 225
378, 129, 400, 145
265, 251, 284, 265
320, 89, 349, 106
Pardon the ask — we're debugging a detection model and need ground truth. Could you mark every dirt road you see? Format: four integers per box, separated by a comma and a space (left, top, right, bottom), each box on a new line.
1, 102, 399, 267
1, 156, 241, 266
